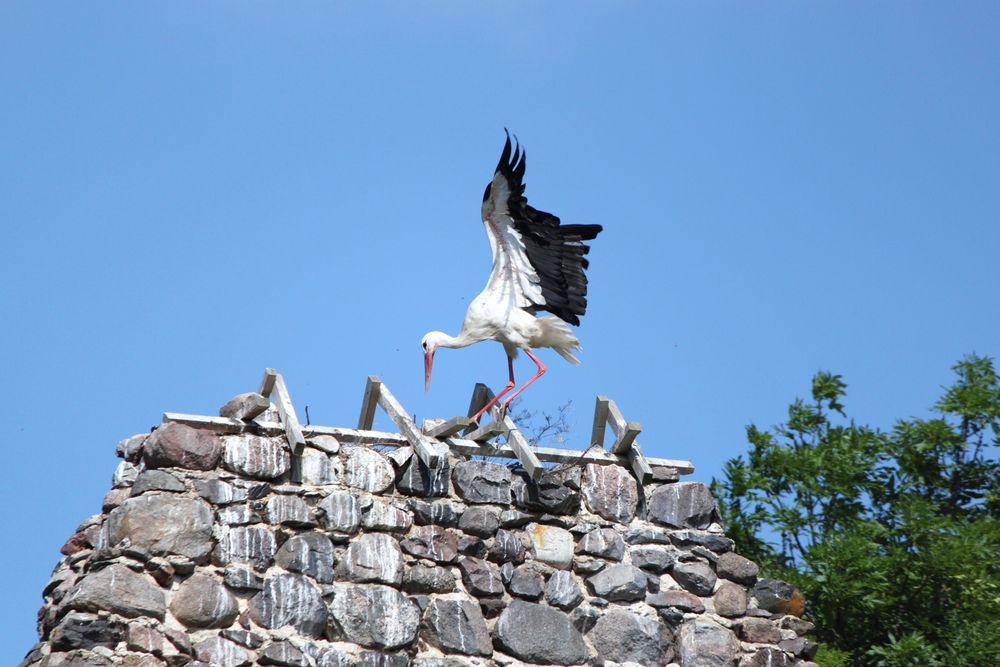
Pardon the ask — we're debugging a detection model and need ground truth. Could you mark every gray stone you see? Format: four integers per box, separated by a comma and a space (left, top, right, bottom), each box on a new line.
420, 594, 492, 656
218, 504, 262, 525
396, 443, 450, 497
713, 581, 747, 618
511, 469, 580, 514
778, 637, 816, 659
509, 563, 545, 599
458, 506, 499, 537
337, 533, 404, 584
249, 573, 327, 637
275, 532, 335, 583
358, 652, 409, 667
631, 545, 678, 572
525, 523, 573, 569
659, 589, 706, 612
362, 498, 413, 532
223, 435, 290, 480
130, 470, 185, 496
307, 434, 341, 454
409, 499, 461, 527
648, 482, 719, 529
65, 564, 166, 620
739, 617, 782, 643
576, 527, 625, 560
487, 528, 526, 564
582, 463, 638, 523
400, 525, 459, 563
319, 491, 361, 533
259, 641, 310, 667
590, 609, 674, 666
673, 560, 717, 596
102, 494, 214, 560
499, 508, 534, 528
223, 566, 263, 590
494, 600, 588, 665
457, 535, 488, 559
116, 433, 147, 462
670, 529, 734, 553
329, 584, 420, 650
452, 461, 511, 504
753, 578, 805, 617
678, 618, 739, 667
267, 494, 315, 527
403, 564, 455, 594
193, 636, 252, 667
219, 392, 271, 420
545, 570, 583, 609
343, 446, 395, 493
778, 615, 815, 635
573, 556, 607, 575
143, 422, 223, 471
457, 556, 503, 597
587, 563, 647, 602
50, 612, 125, 650
170, 574, 239, 628
624, 526, 674, 545
220, 629, 265, 649
214, 525, 277, 570
747, 648, 791, 667
299, 448, 338, 485
195, 479, 248, 505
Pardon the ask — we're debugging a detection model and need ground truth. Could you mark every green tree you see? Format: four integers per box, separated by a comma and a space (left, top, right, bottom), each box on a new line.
712, 355, 1000, 666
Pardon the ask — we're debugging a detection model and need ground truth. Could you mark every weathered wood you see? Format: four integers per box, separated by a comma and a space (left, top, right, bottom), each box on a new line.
467, 383, 496, 420
358, 376, 380, 430
606, 399, 642, 454
500, 414, 544, 481
424, 416, 474, 439
371, 376, 442, 469
591, 396, 610, 448
626, 443, 654, 484
161, 413, 695, 474
269, 371, 308, 456
465, 420, 508, 443
258, 368, 277, 398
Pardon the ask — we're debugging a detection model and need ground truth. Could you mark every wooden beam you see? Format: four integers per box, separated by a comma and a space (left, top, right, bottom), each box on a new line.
465, 420, 508, 443
591, 396, 610, 448
163, 412, 246, 434
606, 398, 642, 454
424, 416, 474, 439
358, 376, 380, 430
269, 371, 307, 456
371, 377, 442, 469
626, 443, 654, 484
258, 368, 277, 398
500, 414, 544, 481
467, 383, 496, 420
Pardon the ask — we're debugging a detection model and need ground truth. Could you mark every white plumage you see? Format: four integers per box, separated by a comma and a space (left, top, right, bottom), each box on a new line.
422, 131, 602, 422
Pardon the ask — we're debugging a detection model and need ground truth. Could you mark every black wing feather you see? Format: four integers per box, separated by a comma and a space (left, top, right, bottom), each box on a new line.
494, 131, 602, 326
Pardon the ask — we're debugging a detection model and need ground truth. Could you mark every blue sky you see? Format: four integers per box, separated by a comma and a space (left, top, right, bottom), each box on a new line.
2, 2, 998, 661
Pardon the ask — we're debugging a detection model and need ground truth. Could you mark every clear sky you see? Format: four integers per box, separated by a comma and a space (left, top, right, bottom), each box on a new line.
2, 2, 998, 661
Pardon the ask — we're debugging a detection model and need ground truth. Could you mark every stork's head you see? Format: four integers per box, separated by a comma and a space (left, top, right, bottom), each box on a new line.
421, 331, 448, 392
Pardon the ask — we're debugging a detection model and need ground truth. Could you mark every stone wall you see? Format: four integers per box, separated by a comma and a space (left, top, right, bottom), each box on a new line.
22, 407, 818, 667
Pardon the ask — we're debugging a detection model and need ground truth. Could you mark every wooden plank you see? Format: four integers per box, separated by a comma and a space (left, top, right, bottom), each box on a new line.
467, 383, 496, 420
424, 416, 474, 439
445, 436, 692, 473
373, 378, 442, 469
591, 396, 610, 448
258, 368, 277, 398
270, 371, 308, 456
627, 443, 654, 484
163, 412, 246, 434
500, 414, 544, 481
465, 420, 508, 443
358, 376, 380, 430
606, 399, 642, 454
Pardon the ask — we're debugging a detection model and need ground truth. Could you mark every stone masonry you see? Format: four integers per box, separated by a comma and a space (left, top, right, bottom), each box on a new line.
21, 397, 817, 667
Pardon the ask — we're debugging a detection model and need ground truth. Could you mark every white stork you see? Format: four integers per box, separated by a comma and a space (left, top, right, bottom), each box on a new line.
422, 131, 602, 424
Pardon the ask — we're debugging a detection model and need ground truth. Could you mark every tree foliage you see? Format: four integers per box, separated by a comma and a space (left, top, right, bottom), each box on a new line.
711, 355, 1000, 666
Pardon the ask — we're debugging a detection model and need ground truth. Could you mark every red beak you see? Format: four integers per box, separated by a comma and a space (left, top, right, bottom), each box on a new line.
424, 351, 435, 392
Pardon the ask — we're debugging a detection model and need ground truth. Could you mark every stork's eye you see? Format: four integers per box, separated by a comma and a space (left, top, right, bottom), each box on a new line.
422, 342, 427, 351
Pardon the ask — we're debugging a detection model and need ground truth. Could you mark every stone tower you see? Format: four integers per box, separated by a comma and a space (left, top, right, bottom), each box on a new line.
21, 382, 817, 667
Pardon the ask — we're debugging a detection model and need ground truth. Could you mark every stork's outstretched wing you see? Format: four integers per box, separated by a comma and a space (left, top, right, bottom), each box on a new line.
480, 131, 602, 326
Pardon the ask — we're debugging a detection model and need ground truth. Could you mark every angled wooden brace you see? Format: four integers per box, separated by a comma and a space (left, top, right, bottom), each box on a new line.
591, 395, 652, 484
463, 382, 544, 481
359, 376, 442, 469
258, 368, 307, 456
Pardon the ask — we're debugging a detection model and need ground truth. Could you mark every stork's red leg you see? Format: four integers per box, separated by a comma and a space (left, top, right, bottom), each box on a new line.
472, 355, 515, 423
500, 348, 546, 414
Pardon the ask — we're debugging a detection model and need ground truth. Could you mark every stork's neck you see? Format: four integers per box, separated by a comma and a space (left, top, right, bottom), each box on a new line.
433, 330, 479, 349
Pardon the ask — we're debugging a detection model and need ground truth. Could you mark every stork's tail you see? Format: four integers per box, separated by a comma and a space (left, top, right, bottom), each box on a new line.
537, 316, 582, 365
